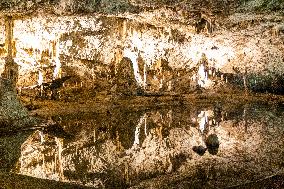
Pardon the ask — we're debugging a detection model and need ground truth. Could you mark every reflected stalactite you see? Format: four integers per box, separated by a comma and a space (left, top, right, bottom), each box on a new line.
155, 124, 163, 141
197, 110, 213, 134
11, 105, 284, 188
124, 161, 129, 184
115, 130, 123, 152
133, 124, 140, 147
55, 137, 64, 181
133, 113, 146, 148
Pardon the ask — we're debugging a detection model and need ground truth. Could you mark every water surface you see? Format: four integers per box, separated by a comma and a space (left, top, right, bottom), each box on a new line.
1, 103, 284, 188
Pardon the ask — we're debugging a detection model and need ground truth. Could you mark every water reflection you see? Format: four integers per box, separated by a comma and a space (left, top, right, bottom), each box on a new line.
7, 104, 284, 188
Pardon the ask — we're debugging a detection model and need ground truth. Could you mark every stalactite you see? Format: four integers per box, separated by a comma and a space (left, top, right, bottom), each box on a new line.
124, 161, 129, 184
53, 36, 61, 79
39, 130, 44, 144
133, 123, 141, 147
116, 131, 123, 152
2, 15, 18, 87
156, 125, 163, 141
143, 63, 147, 90
144, 114, 147, 136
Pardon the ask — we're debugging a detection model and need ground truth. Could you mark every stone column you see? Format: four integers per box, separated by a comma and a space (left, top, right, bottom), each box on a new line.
2, 15, 18, 87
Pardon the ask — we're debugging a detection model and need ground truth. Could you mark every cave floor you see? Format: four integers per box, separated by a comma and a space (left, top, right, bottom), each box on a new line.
0, 92, 284, 189
0, 169, 283, 189
20, 92, 284, 118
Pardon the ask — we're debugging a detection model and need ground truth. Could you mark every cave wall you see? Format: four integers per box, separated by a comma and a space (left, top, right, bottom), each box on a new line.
0, 13, 283, 94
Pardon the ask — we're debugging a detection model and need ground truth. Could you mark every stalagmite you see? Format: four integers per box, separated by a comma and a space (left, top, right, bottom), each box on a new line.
2, 16, 18, 86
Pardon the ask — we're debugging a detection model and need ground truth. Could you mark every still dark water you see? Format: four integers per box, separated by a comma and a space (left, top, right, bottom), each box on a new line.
1, 103, 284, 188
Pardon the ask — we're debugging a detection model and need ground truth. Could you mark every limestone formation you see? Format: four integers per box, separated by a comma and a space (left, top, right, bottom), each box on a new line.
0, 0, 283, 188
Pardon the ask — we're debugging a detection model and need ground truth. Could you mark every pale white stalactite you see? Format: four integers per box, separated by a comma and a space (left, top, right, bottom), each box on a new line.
134, 126, 140, 146
39, 130, 45, 144
53, 37, 61, 79
38, 71, 43, 86
197, 64, 213, 89
123, 48, 144, 86
144, 63, 147, 89
197, 64, 206, 87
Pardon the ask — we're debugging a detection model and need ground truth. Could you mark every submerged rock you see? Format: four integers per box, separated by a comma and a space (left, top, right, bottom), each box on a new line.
192, 145, 207, 156
205, 134, 220, 155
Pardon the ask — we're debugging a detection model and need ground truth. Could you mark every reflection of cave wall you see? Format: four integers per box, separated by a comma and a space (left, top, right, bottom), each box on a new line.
0, 14, 282, 94
15, 105, 284, 188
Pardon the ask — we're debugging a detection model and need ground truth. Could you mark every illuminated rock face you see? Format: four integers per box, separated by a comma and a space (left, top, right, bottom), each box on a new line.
0, 12, 282, 94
